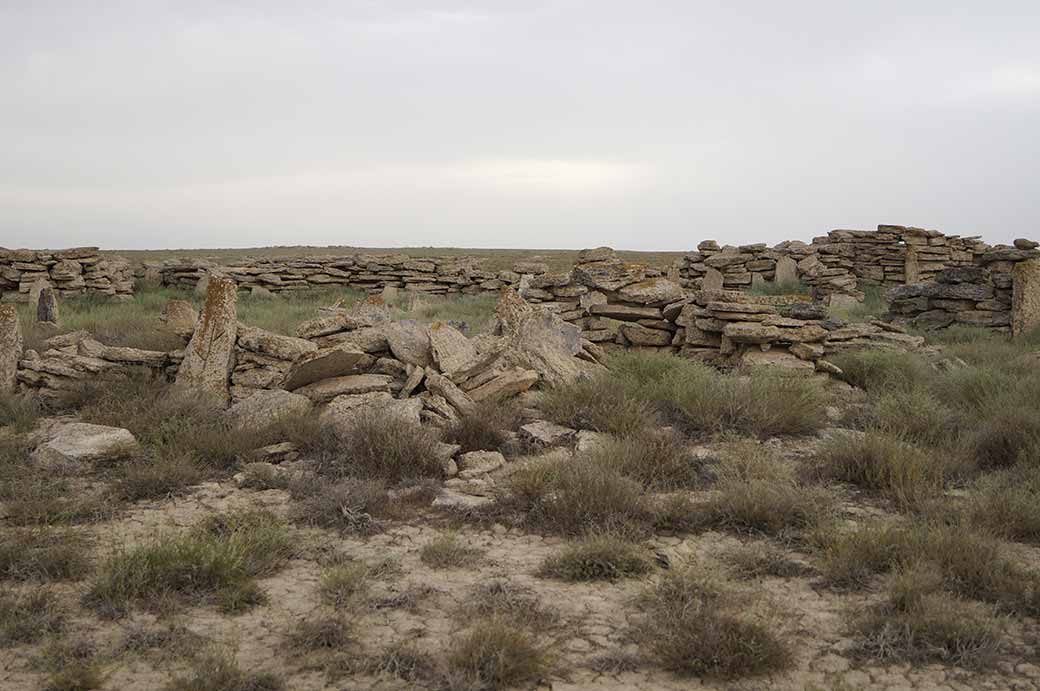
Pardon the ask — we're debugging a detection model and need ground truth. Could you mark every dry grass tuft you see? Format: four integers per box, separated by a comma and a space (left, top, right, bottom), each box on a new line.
723, 542, 812, 579
165, 650, 285, 691
852, 563, 1004, 667
444, 618, 550, 691
0, 587, 65, 646
324, 408, 444, 482
319, 561, 372, 609
456, 581, 559, 631
0, 528, 92, 581
539, 534, 654, 581
445, 401, 520, 454
633, 566, 791, 678
420, 533, 484, 569
816, 432, 948, 510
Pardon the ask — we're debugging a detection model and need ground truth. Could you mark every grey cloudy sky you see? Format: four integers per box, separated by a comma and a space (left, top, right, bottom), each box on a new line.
2, 1, 1038, 251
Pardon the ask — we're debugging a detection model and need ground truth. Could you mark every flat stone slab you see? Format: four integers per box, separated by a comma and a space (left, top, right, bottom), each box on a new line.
294, 373, 393, 403
519, 420, 577, 446
281, 345, 369, 391
32, 422, 140, 472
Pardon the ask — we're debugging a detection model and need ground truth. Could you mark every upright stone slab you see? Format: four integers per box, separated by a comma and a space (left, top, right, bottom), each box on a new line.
36, 286, 60, 325
904, 245, 921, 284
0, 304, 21, 393
701, 267, 724, 292
176, 277, 238, 403
1012, 258, 1040, 337
774, 255, 799, 286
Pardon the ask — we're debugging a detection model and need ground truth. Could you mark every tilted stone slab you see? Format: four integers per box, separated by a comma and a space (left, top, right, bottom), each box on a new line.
175, 277, 238, 403
281, 345, 370, 391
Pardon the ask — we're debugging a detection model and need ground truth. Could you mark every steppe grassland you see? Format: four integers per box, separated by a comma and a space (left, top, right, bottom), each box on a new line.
3, 280, 1040, 690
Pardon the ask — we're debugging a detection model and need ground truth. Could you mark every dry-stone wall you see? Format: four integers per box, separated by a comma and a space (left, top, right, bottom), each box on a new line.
886, 241, 1040, 334
0, 247, 133, 302
158, 254, 521, 296
678, 225, 987, 302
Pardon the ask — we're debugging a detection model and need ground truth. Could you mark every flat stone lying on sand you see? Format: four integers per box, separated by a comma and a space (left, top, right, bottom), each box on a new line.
31, 422, 140, 473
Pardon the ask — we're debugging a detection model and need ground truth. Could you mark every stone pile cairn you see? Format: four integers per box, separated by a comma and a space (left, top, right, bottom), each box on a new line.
157, 254, 525, 296
0, 247, 134, 303
678, 225, 987, 303
886, 241, 1040, 334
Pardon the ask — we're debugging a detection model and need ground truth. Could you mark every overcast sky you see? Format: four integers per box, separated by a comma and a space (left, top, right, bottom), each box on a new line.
2, 1, 1038, 251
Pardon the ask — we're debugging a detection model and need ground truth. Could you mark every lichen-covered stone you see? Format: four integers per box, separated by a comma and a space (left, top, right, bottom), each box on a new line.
175, 276, 238, 403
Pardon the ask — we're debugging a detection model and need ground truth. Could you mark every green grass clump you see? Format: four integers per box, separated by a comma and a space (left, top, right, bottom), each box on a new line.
634, 566, 791, 678
539, 535, 653, 581
84, 510, 293, 617
827, 350, 931, 392
319, 562, 372, 609
420, 534, 484, 569
0, 393, 42, 433
445, 618, 550, 691
816, 432, 948, 510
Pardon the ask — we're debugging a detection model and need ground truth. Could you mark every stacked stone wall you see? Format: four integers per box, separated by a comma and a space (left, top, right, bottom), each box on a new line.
886, 242, 1040, 333
0, 247, 133, 303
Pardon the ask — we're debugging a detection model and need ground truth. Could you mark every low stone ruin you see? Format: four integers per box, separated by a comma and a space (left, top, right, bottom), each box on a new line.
0, 247, 134, 303
886, 242, 1040, 334
157, 253, 522, 296
678, 225, 986, 303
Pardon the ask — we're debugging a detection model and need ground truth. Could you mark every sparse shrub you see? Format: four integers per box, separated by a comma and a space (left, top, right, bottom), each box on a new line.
456, 581, 558, 630
0, 528, 91, 581
420, 533, 484, 569
237, 463, 289, 491
723, 542, 812, 579
117, 450, 204, 501
852, 563, 1003, 667
366, 644, 436, 682
869, 387, 957, 447
445, 401, 519, 454
814, 520, 1040, 613
327, 409, 444, 481
37, 639, 104, 691
541, 376, 658, 436
539, 535, 653, 581
0, 392, 42, 433
586, 430, 705, 490
445, 618, 550, 690
817, 432, 947, 510
633, 566, 791, 678
928, 365, 1016, 413
288, 475, 390, 533
288, 615, 354, 651
967, 407, 1040, 469
693, 442, 834, 537
498, 456, 651, 537
85, 510, 292, 617
319, 562, 371, 608
165, 650, 285, 691
827, 350, 931, 392
967, 464, 1040, 543
0, 588, 64, 646
813, 521, 910, 588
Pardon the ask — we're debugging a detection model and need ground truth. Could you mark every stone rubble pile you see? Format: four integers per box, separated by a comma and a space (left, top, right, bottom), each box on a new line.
158, 254, 525, 296
15, 331, 176, 403
886, 242, 1040, 334
0, 247, 134, 303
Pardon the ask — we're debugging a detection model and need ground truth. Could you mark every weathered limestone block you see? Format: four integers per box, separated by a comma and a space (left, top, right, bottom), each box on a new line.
31, 422, 140, 473
588, 303, 661, 321
294, 373, 394, 403
617, 278, 684, 305
0, 305, 21, 392
428, 322, 479, 379
620, 323, 673, 346
175, 277, 238, 403
320, 391, 423, 434
225, 389, 313, 432
1012, 258, 1040, 337
159, 300, 198, 338
722, 322, 782, 344
385, 321, 433, 367
467, 368, 538, 403
237, 325, 317, 362
281, 345, 369, 390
